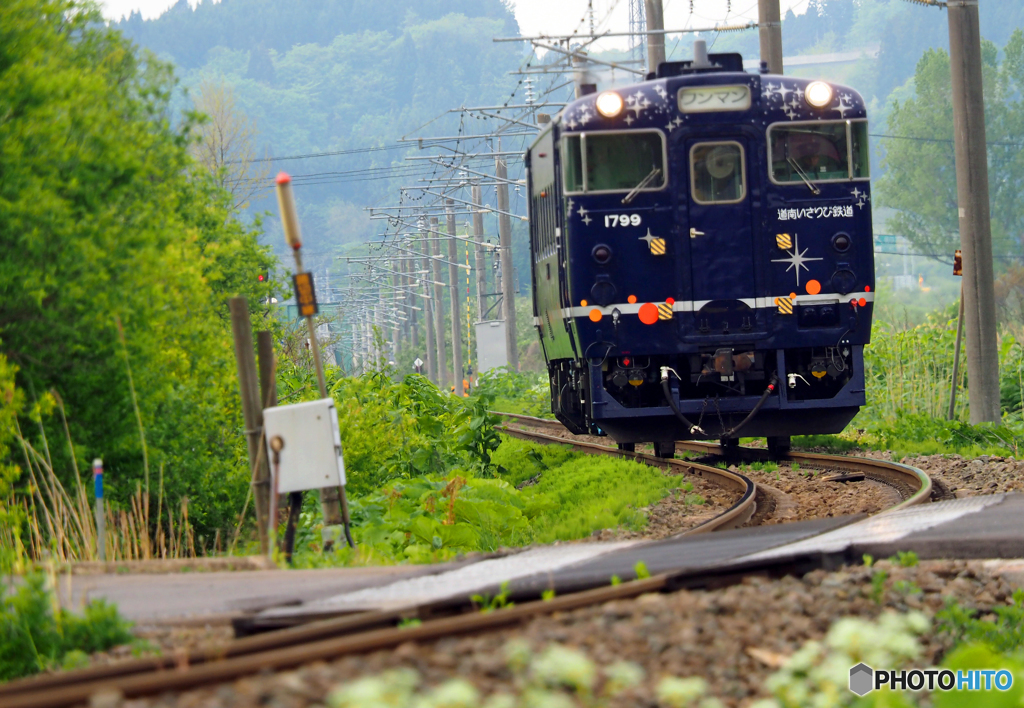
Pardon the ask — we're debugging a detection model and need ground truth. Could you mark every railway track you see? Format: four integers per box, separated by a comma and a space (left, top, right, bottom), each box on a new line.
0, 415, 932, 708
496, 412, 932, 526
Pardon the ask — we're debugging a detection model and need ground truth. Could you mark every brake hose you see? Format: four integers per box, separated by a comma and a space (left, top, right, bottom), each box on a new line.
721, 373, 780, 439
660, 367, 705, 436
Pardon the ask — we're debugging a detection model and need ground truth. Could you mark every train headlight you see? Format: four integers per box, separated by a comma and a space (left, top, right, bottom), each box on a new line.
805, 81, 834, 108
595, 91, 624, 118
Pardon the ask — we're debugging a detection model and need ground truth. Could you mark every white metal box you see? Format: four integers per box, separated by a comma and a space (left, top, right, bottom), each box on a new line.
263, 398, 347, 492
475, 319, 508, 373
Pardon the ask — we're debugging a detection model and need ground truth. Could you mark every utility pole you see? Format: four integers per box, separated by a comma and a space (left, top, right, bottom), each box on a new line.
644, 0, 666, 74
948, 0, 1000, 423
421, 225, 437, 383
472, 183, 487, 321
447, 199, 465, 396
430, 217, 449, 388
758, 0, 784, 74
495, 155, 519, 371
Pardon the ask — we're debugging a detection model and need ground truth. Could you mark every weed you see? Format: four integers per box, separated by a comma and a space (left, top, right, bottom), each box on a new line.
0, 574, 134, 681
892, 579, 922, 599
471, 581, 513, 613
893, 550, 919, 568
870, 567, 889, 605
610, 575, 621, 586
863, 553, 874, 567
541, 588, 556, 602
746, 461, 779, 473
634, 561, 651, 580
790, 462, 801, 472
397, 618, 422, 630
936, 589, 1024, 653
684, 493, 705, 506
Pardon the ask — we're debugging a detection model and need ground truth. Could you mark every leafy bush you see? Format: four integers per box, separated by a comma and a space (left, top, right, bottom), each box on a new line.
475, 368, 552, 418
0, 574, 133, 681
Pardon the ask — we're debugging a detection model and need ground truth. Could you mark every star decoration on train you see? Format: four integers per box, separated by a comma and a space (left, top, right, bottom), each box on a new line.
762, 82, 778, 101
577, 205, 589, 218
771, 234, 823, 287
626, 90, 651, 118
784, 106, 798, 120
566, 118, 578, 130
773, 83, 793, 102
581, 213, 592, 225
654, 84, 669, 101
578, 107, 594, 125
625, 116, 635, 125
666, 117, 684, 132
837, 95, 854, 118
851, 187, 863, 200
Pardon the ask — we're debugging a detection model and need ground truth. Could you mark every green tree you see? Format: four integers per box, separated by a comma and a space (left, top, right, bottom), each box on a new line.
877, 31, 1024, 264
0, 0, 280, 542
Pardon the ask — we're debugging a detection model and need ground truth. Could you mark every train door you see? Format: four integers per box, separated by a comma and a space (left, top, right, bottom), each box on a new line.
685, 139, 757, 307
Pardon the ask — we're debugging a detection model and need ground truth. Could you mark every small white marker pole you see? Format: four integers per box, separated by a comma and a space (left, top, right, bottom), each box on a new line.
93, 458, 106, 561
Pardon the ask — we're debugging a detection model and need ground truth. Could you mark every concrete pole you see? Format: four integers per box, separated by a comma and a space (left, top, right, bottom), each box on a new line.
495, 155, 519, 371
228, 296, 270, 553
446, 199, 465, 396
644, 0, 665, 75
472, 184, 487, 321
758, 0, 784, 74
421, 225, 437, 383
430, 218, 449, 388
948, 0, 1000, 423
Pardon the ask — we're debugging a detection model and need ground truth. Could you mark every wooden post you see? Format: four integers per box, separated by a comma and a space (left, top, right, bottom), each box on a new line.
229, 297, 269, 553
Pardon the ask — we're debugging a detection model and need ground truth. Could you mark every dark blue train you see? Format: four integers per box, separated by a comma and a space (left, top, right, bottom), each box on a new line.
526, 45, 873, 455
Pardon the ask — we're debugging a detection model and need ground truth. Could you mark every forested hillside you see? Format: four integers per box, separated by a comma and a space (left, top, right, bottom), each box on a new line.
114, 0, 526, 261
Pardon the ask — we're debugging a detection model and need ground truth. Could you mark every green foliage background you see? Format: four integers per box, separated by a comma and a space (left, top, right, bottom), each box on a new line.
0, 0, 280, 540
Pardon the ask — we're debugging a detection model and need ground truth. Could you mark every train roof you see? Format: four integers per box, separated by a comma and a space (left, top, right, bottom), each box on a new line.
549, 64, 868, 139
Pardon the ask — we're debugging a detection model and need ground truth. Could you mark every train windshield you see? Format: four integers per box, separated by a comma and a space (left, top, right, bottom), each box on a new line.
562, 131, 666, 194
769, 121, 863, 183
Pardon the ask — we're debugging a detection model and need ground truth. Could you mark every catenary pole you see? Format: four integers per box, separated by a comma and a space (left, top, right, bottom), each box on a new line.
495, 154, 519, 371
644, 0, 666, 75
948, 0, 1000, 423
472, 184, 488, 321
758, 0, 784, 74
421, 224, 437, 383
447, 199, 465, 396
430, 217, 449, 388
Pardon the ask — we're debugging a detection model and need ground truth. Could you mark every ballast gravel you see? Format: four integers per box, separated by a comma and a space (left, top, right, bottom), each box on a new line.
96, 558, 1024, 708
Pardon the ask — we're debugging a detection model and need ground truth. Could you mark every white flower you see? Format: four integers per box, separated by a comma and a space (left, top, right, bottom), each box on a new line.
505, 638, 533, 674
416, 679, 480, 708
530, 645, 596, 693
327, 669, 420, 708
655, 676, 707, 707
481, 693, 517, 708
603, 660, 645, 695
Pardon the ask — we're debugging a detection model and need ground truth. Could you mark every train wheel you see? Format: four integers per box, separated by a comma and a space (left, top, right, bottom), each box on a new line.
654, 441, 676, 459
767, 436, 791, 457
617, 442, 635, 453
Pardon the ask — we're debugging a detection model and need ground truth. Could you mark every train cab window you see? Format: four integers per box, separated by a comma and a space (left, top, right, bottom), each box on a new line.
769, 122, 851, 183
690, 142, 746, 204
562, 131, 666, 194
851, 120, 870, 179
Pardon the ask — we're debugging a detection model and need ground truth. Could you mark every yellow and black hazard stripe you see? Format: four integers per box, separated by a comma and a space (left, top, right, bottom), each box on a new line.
776, 233, 792, 250
775, 296, 794, 315
649, 237, 666, 255
657, 302, 673, 320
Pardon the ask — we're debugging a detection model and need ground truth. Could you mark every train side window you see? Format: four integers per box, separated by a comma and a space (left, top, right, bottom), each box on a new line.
850, 120, 870, 179
769, 121, 850, 184
563, 136, 584, 192
690, 142, 746, 205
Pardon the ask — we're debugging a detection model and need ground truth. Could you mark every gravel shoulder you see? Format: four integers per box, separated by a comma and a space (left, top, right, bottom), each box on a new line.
91, 558, 1024, 708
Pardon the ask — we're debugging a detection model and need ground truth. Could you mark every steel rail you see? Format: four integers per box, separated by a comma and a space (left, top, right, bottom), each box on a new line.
0, 577, 670, 708
495, 412, 932, 510
495, 418, 758, 534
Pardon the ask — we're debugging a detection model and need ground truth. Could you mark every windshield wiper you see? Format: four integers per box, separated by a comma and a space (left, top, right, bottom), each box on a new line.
621, 167, 661, 205
787, 158, 821, 195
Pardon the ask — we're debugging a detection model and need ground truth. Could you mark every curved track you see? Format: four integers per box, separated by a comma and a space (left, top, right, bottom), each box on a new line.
0, 415, 932, 708
496, 412, 932, 523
